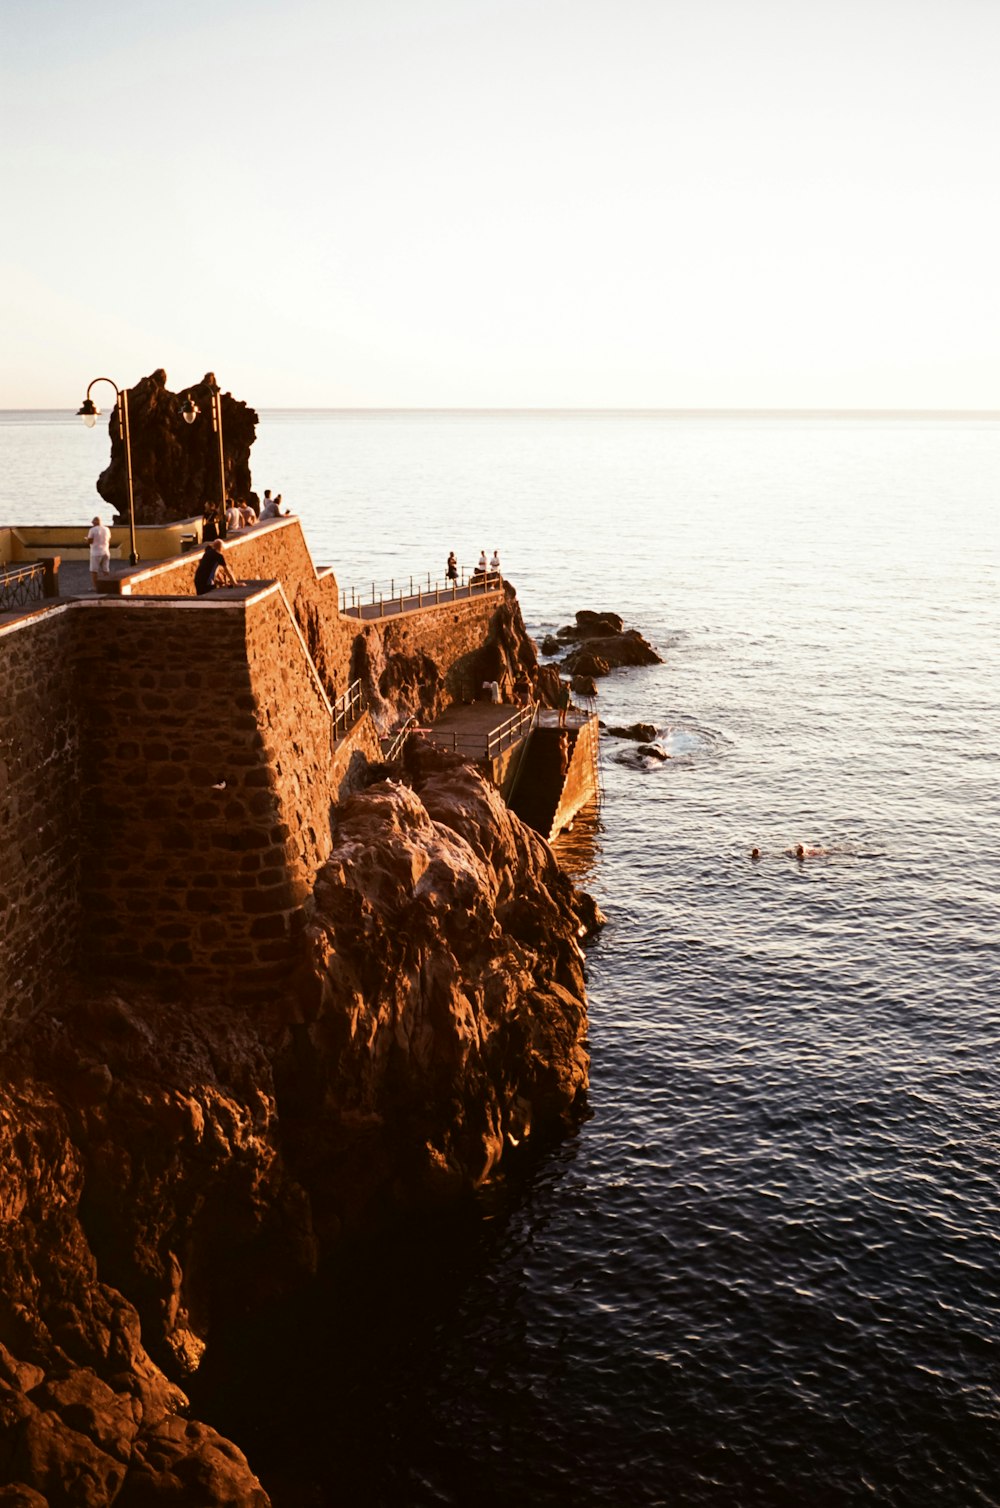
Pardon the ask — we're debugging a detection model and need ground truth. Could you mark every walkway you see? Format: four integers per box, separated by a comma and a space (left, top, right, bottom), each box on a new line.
424, 700, 535, 761
340, 573, 504, 621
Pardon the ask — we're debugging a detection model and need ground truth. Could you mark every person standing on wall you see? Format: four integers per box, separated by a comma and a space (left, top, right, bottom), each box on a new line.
446, 551, 458, 582
490, 549, 501, 574
86, 515, 111, 590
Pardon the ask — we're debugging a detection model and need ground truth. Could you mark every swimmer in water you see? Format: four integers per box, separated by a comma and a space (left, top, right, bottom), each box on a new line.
751, 848, 761, 861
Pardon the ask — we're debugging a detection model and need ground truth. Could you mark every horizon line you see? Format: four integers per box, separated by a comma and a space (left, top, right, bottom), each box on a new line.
4, 405, 1000, 419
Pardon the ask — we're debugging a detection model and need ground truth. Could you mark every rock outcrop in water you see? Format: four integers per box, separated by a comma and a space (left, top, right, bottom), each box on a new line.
0, 754, 598, 1504
96, 369, 258, 525
538, 610, 662, 684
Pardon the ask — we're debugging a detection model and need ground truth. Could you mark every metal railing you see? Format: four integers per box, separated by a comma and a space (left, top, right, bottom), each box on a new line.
0, 562, 46, 612
331, 678, 366, 743
486, 702, 538, 760
339, 568, 503, 619
381, 715, 419, 764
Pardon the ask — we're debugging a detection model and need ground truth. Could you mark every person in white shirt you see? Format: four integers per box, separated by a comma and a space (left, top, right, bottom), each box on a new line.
86, 516, 111, 589
490, 549, 501, 573
225, 500, 243, 532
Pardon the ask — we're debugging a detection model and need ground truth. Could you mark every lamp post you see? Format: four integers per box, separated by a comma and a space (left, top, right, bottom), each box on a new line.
180, 374, 228, 518
77, 377, 139, 565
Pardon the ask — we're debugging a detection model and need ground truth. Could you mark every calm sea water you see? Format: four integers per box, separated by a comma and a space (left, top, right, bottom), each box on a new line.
3, 412, 998, 1505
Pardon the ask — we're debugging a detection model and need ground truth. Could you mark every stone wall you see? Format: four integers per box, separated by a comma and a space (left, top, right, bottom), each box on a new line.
0, 608, 82, 1034
550, 715, 601, 840
71, 587, 380, 998
0, 522, 518, 1030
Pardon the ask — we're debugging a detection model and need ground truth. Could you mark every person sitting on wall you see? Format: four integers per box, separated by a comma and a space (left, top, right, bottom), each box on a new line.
261, 493, 289, 520
194, 540, 240, 596
85, 515, 111, 590
225, 499, 243, 532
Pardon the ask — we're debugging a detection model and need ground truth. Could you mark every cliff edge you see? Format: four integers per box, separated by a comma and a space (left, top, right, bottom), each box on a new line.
0, 754, 598, 1504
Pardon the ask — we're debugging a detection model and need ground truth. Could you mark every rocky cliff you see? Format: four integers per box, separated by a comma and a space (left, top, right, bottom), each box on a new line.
0, 753, 599, 1503
96, 369, 258, 525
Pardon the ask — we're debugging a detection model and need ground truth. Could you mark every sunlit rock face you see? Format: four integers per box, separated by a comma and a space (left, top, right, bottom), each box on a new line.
96, 368, 259, 524
278, 739, 595, 1229
0, 753, 598, 1503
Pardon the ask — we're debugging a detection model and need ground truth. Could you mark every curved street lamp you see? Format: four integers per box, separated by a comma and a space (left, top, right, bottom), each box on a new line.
180, 374, 227, 517
77, 377, 139, 566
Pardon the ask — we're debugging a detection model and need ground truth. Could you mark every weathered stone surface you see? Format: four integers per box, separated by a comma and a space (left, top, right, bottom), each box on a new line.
607, 722, 659, 742
571, 674, 598, 697
278, 743, 594, 1221
557, 610, 625, 641
561, 630, 661, 676
97, 370, 259, 525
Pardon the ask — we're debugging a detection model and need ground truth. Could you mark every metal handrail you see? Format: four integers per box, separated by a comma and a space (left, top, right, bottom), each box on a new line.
381, 715, 419, 764
0, 561, 45, 611
339, 568, 503, 619
486, 702, 537, 759
331, 678, 366, 743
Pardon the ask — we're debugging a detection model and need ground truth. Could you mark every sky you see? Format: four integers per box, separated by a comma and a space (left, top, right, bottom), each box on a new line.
2, 0, 999, 409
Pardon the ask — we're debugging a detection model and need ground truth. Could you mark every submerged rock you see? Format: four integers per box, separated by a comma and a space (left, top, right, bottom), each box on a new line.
607, 723, 659, 742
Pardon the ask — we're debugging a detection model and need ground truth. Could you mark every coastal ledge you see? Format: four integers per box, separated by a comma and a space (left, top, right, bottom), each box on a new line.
0, 504, 607, 1502
0, 728, 601, 1508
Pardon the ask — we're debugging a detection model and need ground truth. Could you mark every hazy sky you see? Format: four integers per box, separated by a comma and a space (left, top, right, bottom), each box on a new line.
3, 0, 999, 408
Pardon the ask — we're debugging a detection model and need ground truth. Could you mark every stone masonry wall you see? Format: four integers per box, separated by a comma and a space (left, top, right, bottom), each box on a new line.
128, 519, 506, 720
71, 586, 366, 997
0, 608, 81, 1035
0, 524, 515, 1027
127, 520, 357, 705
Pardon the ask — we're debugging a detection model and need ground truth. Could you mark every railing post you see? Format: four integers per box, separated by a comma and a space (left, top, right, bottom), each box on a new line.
418, 586, 422, 606
379, 592, 384, 617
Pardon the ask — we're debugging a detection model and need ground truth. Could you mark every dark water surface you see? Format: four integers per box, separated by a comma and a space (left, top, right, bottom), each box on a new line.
4, 412, 998, 1504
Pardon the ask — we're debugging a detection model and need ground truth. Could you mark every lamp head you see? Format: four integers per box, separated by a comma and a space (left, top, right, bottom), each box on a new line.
180, 394, 200, 425
77, 397, 100, 428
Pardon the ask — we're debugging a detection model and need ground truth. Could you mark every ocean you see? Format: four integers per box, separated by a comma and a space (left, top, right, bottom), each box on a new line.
3, 410, 998, 1506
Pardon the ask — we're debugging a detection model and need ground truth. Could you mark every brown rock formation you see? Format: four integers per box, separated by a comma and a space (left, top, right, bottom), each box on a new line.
542, 611, 662, 683
96, 370, 258, 525
561, 630, 662, 676
0, 756, 598, 1502
351, 582, 563, 732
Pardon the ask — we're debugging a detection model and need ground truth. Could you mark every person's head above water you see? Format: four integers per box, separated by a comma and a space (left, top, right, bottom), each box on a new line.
795, 844, 805, 859
751, 847, 760, 860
